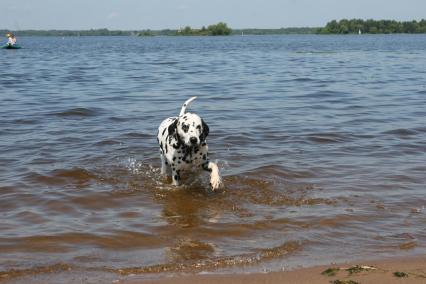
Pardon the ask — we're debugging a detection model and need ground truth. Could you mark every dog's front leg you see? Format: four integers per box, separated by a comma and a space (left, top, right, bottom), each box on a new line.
202, 161, 222, 191
171, 169, 181, 186
160, 154, 168, 175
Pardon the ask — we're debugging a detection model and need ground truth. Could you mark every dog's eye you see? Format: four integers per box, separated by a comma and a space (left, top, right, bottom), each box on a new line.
196, 125, 201, 130
181, 124, 189, 133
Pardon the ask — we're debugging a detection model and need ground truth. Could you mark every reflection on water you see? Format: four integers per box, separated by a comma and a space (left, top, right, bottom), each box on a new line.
0, 35, 425, 283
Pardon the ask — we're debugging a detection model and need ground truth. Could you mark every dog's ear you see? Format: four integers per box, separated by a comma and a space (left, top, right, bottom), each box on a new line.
200, 119, 209, 142
168, 119, 178, 137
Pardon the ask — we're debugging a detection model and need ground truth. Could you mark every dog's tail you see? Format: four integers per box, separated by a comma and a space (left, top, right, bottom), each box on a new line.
179, 96, 197, 116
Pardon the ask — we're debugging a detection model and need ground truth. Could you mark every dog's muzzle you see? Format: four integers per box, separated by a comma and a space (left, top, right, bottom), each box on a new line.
190, 137, 198, 145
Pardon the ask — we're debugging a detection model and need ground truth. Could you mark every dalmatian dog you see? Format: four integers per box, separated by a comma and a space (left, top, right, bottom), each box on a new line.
157, 97, 222, 190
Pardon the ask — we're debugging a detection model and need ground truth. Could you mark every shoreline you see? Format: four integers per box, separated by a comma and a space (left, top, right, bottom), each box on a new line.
123, 256, 426, 284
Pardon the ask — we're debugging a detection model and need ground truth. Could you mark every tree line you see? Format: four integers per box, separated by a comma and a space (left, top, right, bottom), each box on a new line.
0, 23, 232, 37
318, 19, 426, 34
232, 27, 318, 35
2, 19, 426, 37
0, 28, 131, 37
175, 22, 232, 36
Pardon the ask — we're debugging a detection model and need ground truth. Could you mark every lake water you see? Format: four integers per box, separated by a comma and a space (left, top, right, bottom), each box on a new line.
1, 35, 425, 283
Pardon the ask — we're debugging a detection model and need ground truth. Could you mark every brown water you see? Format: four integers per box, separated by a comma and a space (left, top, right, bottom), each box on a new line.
0, 35, 425, 283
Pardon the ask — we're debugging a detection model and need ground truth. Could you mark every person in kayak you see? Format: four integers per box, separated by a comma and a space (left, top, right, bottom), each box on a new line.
6, 33, 17, 46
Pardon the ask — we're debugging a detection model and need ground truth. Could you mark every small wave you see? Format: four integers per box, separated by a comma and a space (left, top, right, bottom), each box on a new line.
376, 233, 419, 250
94, 139, 121, 146
292, 77, 314, 82
168, 239, 215, 262
51, 107, 102, 118
384, 174, 420, 183
0, 263, 72, 282
51, 168, 97, 181
109, 241, 301, 275
0, 241, 302, 279
25, 172, 67, 185
306, 132, 350, 144
244, 165, 317, 179
122, 132, 152, 139
382, 128, 419, 137
294, 51, 337, 55
307, 136, 343, 144
0, 231, 164, 254
149, 61, 180, 65
223, 167, 329, 207
62, 74, 101, 83
10, 118, 40, 125
308, 90, 349, 97
25, 167, 97, 186
109, 116, 129, 122
222, 133, 258, 145
413, 126, 426, 133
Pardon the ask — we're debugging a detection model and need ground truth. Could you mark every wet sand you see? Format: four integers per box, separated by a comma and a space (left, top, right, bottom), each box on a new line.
127, 256, 426, 284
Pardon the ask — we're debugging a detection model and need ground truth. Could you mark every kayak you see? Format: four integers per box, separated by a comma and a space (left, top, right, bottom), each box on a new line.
2, 44, 22, 49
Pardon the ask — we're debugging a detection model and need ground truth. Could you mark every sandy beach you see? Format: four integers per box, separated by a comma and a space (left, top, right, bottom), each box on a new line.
125, 256, 426, 284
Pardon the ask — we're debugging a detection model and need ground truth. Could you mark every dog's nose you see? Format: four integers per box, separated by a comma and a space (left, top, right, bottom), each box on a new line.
190, 137, 198, 144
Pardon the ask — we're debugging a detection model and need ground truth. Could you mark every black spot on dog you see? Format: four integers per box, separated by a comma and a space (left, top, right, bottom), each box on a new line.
203, 154, 207, 160
168, 119, 178, 137
182, 123, 189, 133
202, 162, 211, 172
162, 128, 167, 135
200, 120, 209, 142
172, 141, 181, 149
173, 157, 176, 161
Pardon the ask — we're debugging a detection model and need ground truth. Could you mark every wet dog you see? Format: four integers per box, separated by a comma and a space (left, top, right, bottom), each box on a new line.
157, 97, 222, 190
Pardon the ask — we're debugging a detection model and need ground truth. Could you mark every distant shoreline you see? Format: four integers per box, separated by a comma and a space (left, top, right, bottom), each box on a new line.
0, 27, 319, 37
2, 28, 425, 37
2, 19, 425, 36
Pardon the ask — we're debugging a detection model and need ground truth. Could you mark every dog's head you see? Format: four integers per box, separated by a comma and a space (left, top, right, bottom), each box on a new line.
168, 113, 209, 147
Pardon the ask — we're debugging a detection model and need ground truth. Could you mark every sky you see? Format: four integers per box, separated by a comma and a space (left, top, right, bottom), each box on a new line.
1, 0, 425, 30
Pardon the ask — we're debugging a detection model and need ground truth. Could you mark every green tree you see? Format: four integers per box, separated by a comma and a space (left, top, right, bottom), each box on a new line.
318, 18, 426, 34
207, 22, 232, 35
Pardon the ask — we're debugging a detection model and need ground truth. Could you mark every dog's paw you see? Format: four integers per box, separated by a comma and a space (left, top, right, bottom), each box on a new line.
210, 173, 223, 191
